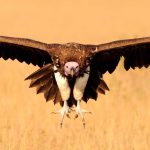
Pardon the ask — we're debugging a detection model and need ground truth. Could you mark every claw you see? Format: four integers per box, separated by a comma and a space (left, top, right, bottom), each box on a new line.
66, 113, 71, 119
51, 101, 70, 127
74, 114, 78, 119
82, 118, 86, 128
74, 100, 92, 127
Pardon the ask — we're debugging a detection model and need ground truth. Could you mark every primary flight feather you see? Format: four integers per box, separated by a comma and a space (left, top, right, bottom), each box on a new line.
0, 36, 149, 127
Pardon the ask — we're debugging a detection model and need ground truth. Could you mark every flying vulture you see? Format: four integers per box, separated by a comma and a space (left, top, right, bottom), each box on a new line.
0, 36, 150, 127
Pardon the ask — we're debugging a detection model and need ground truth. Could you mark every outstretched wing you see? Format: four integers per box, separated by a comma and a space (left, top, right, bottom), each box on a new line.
92, 37, 150, 74
0, 36, 52, 67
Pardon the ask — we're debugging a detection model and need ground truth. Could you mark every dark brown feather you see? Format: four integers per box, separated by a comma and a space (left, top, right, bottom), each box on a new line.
93, 37, 150, 74
83, 65, 100, 102
97, 87, 105, 95
29, 73, 51, 88
0, 36, 52, 67
99, 79, 110, 91
36, 78, 53, 94
25, 64, 59, 103
54, 91, 61, 105
44, 80, 57, 102
25, 64, 53, 80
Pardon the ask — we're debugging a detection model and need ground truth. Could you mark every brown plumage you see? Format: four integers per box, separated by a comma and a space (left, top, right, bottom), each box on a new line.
0, 35, 149, 106
44, 79, 57, 102
36, 78, 53, 94
25, 64, 53, 80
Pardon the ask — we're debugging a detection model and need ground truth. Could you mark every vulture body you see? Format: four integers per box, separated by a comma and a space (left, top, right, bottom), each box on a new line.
0, 36, 149, 126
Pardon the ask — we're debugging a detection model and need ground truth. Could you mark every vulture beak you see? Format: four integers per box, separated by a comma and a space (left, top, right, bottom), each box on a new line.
64, 61, 79, 77
70, 68, 75, 77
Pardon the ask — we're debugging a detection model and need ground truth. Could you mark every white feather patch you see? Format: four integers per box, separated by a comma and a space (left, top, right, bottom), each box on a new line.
73, 66, 90, 101
54, 66, 71, 101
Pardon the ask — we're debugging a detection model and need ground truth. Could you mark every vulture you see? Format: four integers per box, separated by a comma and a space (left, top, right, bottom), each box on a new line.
0, 36, 150, 127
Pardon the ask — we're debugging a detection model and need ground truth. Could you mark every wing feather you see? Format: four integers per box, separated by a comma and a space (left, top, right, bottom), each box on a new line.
25, 64, 53, 80
44, 80, 57, 102
36, 78, 53, 94
93, 37, 150, 73
54, 90, 61, 105
29, 73, 51, 88
99, 79, 110, 91
0, 36, 52, 67
97, 87, 105, 95
26, 64, 59, 103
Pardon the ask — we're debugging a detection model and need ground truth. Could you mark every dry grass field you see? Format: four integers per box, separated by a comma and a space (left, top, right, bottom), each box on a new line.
0, 58, 149, 150
0, 0, 150, 149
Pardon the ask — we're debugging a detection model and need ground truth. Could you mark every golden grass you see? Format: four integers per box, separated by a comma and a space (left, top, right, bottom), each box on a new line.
0, 0, 150, 149
0, 59, 149, 150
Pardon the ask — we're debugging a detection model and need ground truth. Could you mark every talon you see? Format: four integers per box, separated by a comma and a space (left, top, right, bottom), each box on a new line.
83, 123, 86, 128
83, 121, 85, 128
51, 101, 70, 127
60, 122, 63, 128
51, 112, 56, 114
74, 100, 91, 126
82, 118, 86, 128
66, 114, 71, 118
74, 114, 78, 119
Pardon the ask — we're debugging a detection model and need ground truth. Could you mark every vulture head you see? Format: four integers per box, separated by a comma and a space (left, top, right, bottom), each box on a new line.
51, 43, 93, 77
64, 61, 79, 77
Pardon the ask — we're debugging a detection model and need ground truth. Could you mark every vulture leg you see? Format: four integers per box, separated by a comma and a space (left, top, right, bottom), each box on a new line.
74, 100, 91, 127
73, 67, 91, 127
53, 66, 72, 127
51, 100, 71, 127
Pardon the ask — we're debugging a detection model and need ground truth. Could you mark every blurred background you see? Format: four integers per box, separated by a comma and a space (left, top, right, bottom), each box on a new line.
0, 0, 150, 149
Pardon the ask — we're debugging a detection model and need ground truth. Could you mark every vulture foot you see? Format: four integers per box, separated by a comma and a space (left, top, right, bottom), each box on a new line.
74, 100, 92, 127
51, 101, 71, 127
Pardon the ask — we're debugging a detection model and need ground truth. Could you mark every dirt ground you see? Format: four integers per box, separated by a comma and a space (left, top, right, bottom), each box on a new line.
0, 0, 150, 149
